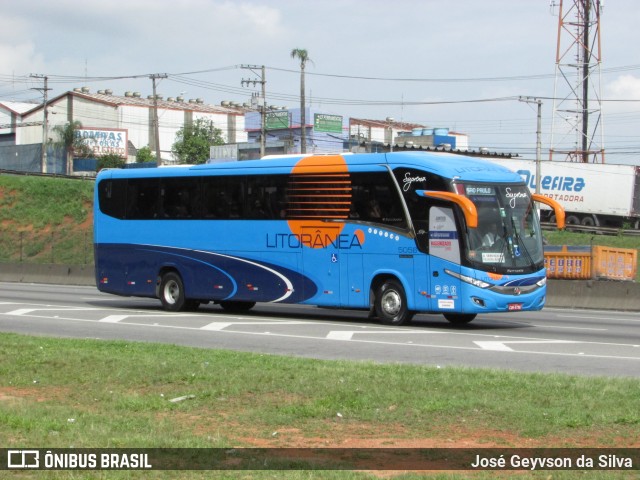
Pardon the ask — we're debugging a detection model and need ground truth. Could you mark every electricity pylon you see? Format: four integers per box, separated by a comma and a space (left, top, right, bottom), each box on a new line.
549, 0, 605, 163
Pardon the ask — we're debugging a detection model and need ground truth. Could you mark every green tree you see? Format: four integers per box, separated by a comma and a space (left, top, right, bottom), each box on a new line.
136, 146, 156, 164
97, 153, 125, 171
290, 48, 312, 154
171, 118, 225, 164
51, 120, 92, 174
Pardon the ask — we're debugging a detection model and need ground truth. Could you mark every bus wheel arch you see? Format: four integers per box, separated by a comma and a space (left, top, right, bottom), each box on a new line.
371, 275, 415, 326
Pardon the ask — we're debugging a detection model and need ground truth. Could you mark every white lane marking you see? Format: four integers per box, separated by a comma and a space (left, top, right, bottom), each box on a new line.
7, 307, 99, 316
201, 320, 310, 331
3, 311, 640, 362
326, 330, 432, 340
6, 308, 37, 316
474, 340, 578, 352
529, 324, 607, 331
327, 331, 355, 340
201, 323, 232, 331
557, 314, 640, 322
99, 315, 129, 323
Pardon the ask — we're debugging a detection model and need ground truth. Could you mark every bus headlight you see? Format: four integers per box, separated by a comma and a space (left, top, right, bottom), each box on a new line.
444, 269, 492, 289
536, 277, 547, 287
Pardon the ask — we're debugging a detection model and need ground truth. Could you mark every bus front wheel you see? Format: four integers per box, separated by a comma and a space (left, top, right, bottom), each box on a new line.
443, 313, 477, 325
375, 279, 414, 326
159, 272, 187, 312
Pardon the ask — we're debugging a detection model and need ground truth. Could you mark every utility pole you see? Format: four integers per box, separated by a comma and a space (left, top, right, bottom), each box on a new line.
241, 65, 266, 158
386, 117, 395, 152
30, 74, 51, 173
519, 97, 543, 194
150, 73, 167, 165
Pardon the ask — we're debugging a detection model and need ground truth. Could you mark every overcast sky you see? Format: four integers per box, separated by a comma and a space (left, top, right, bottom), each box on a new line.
1, 0, 639, 164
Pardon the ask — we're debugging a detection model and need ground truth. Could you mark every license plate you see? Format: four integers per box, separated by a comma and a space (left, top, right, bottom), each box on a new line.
508, 303, 523, 311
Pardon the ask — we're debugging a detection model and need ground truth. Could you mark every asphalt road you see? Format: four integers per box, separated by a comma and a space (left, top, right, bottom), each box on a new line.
1, 282, 639, 378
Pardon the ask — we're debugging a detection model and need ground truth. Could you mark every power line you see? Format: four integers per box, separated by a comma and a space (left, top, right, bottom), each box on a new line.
267, 63, 640, 83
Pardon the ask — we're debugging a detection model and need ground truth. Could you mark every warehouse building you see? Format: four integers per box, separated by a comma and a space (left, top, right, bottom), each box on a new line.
2, 87, 246, 172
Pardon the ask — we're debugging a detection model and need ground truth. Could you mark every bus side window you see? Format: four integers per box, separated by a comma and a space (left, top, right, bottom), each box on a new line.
247, 174, 289, 220
98, 179, 127, 219
202, 176, 243, 219
126, 178, 160, 219
160, 177, 199, 219
350, 172, 407, 228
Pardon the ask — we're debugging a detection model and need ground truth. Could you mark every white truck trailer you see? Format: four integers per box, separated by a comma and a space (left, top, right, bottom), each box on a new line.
486, 158, 640, 229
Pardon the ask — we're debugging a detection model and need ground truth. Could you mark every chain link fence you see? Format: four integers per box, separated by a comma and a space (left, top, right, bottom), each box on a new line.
0, 228, 94, 265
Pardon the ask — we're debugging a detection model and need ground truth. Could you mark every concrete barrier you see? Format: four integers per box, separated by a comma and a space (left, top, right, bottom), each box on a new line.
0, 263, 95, 286
1, 263, 638, 311
545, 279, 640, 311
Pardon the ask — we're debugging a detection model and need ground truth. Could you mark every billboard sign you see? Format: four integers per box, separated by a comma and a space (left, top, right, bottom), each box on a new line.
265, 111, 289, 130
75, 128, 128, 157
314, 113, 343, 133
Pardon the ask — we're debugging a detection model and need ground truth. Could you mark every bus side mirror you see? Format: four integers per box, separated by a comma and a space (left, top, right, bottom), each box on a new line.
417, 190, 478, 229
532, 194, 565, 230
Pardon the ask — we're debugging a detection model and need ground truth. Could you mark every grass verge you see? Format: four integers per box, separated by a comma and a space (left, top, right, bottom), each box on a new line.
1, 332, 639, 479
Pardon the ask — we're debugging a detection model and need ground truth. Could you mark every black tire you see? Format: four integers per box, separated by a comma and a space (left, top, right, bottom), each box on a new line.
159, 272, 186, 312
581, 215, 595, 227
374, 279, 414, 326
443, 313, 477, 325
219, 301, 256, 313
565, 215, 580, 226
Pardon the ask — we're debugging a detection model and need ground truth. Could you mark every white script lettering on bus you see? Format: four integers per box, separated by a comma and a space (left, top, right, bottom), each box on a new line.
402, 172, 427, 192
505, 187, 528, 208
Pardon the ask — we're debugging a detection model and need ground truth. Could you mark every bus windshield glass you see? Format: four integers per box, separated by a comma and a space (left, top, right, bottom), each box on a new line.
461, 183, 544, 273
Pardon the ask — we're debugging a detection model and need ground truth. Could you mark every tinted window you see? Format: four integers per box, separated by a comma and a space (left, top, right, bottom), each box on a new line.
98, 179, 127, 219
393, 167, 450, 223
350, 172, 406, 228
126, 178, 160, 219
245, 175, 288, 220
202, 176, 244, 219
97, 171, 407, 224
160, 177, 200, 219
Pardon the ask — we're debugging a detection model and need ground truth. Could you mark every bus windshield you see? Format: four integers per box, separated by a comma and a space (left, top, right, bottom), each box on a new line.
461, 183, 544, 273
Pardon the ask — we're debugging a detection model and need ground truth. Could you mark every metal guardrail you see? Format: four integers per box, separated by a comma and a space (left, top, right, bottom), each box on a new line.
0, 168, 95, 181
541, 222, 640, 237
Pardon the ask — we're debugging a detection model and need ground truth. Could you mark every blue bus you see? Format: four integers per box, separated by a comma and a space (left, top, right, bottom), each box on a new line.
94, 152, 564, 325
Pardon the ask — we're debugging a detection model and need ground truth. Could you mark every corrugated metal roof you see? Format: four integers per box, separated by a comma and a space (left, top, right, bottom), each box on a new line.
350, 117, 424, 130
0, 101, 40, 115
69, 90, 244, 115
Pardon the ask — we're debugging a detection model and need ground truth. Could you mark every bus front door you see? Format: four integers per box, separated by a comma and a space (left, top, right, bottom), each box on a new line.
428, 206, 462, 313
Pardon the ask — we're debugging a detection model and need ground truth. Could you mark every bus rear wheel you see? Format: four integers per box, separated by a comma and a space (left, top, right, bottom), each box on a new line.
443, 313, 477, 325
159, 272, 187, 312
219, 301, 256, 313
375, 279, 414, 326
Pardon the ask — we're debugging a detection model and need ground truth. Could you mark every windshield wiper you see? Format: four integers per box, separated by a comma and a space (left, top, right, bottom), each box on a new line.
510, 216, 534, 266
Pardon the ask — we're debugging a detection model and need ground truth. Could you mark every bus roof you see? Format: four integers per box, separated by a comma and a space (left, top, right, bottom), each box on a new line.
99, 151, 523, 184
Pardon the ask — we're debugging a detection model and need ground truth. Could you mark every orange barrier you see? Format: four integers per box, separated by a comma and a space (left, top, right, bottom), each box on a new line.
544, 246, 592, 280
592, 245, 638, 281
544, 245, 638, 281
